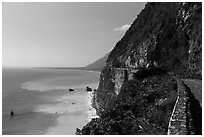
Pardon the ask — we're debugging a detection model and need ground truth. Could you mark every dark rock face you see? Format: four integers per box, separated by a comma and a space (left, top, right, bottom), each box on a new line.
108, 2, 201, 78
69, 88, 75, 91
94, 2, 201, 116
96, 1, 201, 118
10, 111, 14, 117
86, 86, 92, 91
77, 2, 202, 135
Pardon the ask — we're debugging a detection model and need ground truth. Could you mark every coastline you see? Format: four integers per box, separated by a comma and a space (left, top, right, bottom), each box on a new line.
3, 68, 100, 135
87, 89, 99, 122
44, 83, 99, 135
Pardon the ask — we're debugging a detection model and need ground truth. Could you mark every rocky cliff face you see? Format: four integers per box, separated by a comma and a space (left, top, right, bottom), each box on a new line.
77, 2, 202, 135
96, 2, 201, 115
109, 2, 201, 75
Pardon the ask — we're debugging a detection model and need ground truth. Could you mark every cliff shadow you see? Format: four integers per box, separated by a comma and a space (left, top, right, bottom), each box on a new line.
133, 67, 167, 80
185, 84, 202, 135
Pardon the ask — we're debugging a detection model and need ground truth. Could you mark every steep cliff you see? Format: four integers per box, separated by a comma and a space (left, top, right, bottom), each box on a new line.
107, 2, 201, 77
77, 2, 202, 135
96, 1, 201, 116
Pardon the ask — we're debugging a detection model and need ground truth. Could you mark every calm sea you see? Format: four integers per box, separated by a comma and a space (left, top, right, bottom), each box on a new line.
2, 67, 100, 135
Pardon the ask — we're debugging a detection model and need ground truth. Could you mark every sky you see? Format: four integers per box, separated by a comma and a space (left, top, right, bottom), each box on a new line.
2, 2, 146, 67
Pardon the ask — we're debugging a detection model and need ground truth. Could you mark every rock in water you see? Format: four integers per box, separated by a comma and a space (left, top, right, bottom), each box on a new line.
86, 86, 92, 91
69, 88, 75, 92
10, 111, 14, 117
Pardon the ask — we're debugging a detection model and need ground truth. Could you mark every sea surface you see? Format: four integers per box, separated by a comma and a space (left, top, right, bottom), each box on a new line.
2, 67, 100, 135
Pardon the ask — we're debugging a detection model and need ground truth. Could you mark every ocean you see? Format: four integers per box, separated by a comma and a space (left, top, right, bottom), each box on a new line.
2, 67, 100, 135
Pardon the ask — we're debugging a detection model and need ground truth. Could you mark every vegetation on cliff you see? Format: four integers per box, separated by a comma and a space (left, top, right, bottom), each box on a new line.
77, 73, 177, 134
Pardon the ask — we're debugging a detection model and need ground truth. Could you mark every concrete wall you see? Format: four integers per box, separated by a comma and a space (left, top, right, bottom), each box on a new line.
167, 78, 188, 135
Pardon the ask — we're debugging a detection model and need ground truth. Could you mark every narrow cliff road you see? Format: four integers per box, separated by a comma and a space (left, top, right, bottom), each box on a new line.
183, 79, 202, 107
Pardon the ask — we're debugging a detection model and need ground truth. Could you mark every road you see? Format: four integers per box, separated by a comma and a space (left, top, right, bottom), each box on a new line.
183, 79, 202, 107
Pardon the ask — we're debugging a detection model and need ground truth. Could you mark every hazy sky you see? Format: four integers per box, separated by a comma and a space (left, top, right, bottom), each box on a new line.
3, 2, 146, 67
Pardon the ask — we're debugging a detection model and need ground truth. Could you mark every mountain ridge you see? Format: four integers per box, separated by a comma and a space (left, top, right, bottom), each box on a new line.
85, 52, 110, 71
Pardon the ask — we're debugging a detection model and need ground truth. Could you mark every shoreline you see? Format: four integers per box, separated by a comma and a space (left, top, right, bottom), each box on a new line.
3, 68, 100, 135
44, 83, 99, 135
87, 90, 99, 122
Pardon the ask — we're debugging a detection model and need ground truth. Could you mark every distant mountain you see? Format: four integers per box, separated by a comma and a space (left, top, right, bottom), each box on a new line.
40, 53, 109, 71
85, 52, 109, 71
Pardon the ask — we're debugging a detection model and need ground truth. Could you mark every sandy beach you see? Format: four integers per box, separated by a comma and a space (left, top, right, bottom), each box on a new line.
43, 83, 99, 135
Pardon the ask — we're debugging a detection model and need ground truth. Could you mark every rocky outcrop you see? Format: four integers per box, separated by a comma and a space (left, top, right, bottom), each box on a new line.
86, 86, 92, 92
69, 88, 75, 91
113, 68, 128, 95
